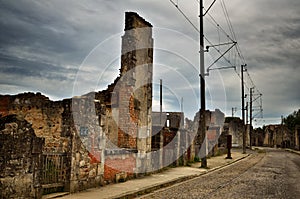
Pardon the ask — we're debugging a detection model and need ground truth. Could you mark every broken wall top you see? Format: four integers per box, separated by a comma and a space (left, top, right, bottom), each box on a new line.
125, 12, 153, 30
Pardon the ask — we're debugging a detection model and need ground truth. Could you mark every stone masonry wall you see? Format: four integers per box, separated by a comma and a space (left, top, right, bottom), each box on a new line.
0, 12, 154, 195
0, 115, 44, 199
69, 94, 105, 192
68, 12, 154, 189
118, 12, 153, 153
0, 92, 70, 153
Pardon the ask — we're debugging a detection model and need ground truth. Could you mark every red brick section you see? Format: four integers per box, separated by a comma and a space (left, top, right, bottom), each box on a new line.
118, 85, 138, 149
104, 155, 136, 181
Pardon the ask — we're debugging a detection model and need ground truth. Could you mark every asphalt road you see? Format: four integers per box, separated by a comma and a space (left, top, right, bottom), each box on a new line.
138, 148, 300, 199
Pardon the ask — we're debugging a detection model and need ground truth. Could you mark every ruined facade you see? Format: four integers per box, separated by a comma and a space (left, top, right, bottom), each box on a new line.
186, 109, 225, 158
263, 124, 294, 148
0, 92, 71, 153
151, 112, 190, 167
0, 115, 44, 198
295, 125, 300, 150
251, 127, 264, 146
0, 12, 153, 198
220, 117, 249, 148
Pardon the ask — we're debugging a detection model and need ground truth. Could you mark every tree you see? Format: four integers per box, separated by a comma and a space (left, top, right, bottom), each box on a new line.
283, 109, 300, 132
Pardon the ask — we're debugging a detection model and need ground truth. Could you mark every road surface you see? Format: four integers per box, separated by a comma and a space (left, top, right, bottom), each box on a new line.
139, 148, 300, 199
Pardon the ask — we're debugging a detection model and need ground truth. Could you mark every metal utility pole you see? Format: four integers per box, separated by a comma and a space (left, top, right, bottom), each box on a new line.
241, 64, 246, 154
199, 0, 207, 168
249, 87, 253, 150
160, 79, 162, 126
246, 102, 249, 124
170, 0, 217, 168
281, 115, 284, 148
159, 79, 163, 169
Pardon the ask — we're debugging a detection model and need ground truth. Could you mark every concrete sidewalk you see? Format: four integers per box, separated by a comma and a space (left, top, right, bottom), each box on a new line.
45, 149, 250, 199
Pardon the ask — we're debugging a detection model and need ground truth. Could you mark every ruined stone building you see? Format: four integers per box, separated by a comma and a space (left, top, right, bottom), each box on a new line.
251, 127, 264, 147
295, 125, 300, 150
263, 124, 294, 148
0, 12, 154, 198
220, 117, 249, 148
0, 115, 44, 198
151, 111, 191, 167
186, 109, 225, 158
0, 11, 231, 198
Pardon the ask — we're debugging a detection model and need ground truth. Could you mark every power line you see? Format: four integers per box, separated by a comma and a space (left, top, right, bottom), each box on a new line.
170, 0, 263, 121
170, 0, 235, 70
169, 0, 200, 33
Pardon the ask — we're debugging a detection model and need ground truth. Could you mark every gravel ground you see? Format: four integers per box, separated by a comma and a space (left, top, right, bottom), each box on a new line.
138, 148, 300, 199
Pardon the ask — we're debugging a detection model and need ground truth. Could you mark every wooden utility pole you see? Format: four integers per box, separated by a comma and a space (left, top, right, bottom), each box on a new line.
199, 0, 207, 168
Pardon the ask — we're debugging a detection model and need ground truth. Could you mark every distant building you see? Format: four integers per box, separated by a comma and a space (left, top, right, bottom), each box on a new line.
263, 124, 293, 148
220, 117, 248, 148
251, 127, 264, 146
295, 125, 300, 150
186, 109, 225, 158
152, 112, 188, 167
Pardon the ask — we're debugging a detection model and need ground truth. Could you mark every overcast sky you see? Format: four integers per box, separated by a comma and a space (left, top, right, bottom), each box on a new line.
0, 0, 299, 127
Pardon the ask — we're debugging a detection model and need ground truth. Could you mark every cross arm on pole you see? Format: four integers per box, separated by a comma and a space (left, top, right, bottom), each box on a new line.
203, 0, 217, 16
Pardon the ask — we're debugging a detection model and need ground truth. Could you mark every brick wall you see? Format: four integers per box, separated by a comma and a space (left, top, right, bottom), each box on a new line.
117, 85, 138, 149
104, 151, 136, 183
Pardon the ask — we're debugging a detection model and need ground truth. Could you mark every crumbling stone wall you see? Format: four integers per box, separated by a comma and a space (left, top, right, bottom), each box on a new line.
251, 127, 264, 146
68, 12, 154, 189
0, 92, 70, 153
263, 124, 293, 148
187, 109, 225, 159
295, 125, 300, 150
0, 12, 154, 194
151, 112, 190, 167
0, 115, 44, 199
68, 94, 105, 192
118, 12, 153, 152
222, 117, 245, 147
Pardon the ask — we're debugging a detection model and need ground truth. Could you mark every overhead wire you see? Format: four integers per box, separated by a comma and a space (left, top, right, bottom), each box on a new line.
170, 0, 234, 69
219, 0, 263, 116
171, 0, 263, 119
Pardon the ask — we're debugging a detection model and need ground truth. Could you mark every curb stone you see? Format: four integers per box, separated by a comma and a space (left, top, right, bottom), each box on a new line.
285, 148, 300, 156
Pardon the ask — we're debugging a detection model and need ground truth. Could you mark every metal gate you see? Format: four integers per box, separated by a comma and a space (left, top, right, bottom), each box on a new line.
41, 153, 69, 194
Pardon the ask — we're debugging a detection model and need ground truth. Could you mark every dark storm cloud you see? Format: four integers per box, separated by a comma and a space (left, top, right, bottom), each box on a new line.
0, 0, 123, 99
0, 0, 299, 125
230, 0, 300, 120
0, 54, 77, 81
